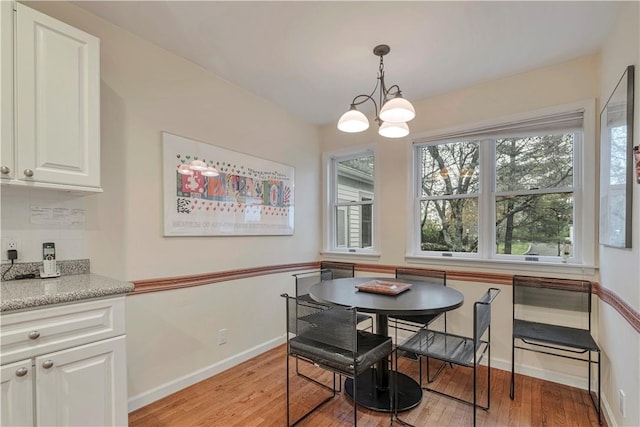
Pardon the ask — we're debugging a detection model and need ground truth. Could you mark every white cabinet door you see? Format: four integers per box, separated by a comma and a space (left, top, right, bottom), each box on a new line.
15, 3, 100, 189
35, 336, 127, 427
1, 359, 34, 426
0, 1, 14, 180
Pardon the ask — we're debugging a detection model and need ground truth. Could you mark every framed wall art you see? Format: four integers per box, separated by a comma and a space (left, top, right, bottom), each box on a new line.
162, 132, 294, 236
599, 65, 634, 248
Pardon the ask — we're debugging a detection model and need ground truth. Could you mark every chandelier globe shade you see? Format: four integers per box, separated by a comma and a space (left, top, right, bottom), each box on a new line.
379, 96, 415, 123
378, 121, 409, 138
337, 108, 370, 133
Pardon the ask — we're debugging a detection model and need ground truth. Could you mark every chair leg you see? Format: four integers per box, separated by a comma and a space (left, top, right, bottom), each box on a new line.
473, 364, 477, 427
587, 351, 603, 425
598, 351, 602, 425
353, 374, 358, 427
586, 351, 603, 425
286, 349, 291, 426
425, 357, 448, 383
295, 355, 340, 393
388, 354, 393, 426
510, 337, 515, 400
487, 342, 491, 410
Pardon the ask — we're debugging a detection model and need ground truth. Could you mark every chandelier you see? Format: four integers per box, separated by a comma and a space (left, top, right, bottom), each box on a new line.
338, 44, 415, 138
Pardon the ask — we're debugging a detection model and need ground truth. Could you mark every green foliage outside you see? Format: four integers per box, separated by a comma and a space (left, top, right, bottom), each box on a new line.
420, 134, 574, 256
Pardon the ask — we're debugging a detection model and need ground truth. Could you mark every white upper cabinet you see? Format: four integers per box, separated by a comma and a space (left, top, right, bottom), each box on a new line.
0, 2, 14, 181
1, 2, 101, 192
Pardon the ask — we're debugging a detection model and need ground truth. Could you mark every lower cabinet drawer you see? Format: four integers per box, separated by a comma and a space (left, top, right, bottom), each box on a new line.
0, 297, 125, 364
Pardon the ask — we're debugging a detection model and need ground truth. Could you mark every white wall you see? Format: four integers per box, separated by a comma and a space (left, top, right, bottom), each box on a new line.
17, 1, 321, 406
321, 55, 600, 268
598, 2, 640, 425
0, 187, 88, 262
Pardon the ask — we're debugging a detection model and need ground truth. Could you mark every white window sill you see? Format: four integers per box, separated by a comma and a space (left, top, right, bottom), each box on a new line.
320, 250, 381, 261
404, 254, 597, 277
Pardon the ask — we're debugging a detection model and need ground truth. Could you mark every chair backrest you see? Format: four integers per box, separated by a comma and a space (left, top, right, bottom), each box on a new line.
293, 269, 332, 298
395, 267, 446, 286
513, 275, 592, 332
282, 294, 357, 352
474, 288, 500, 342
319, 261, 355, 279
513, 274, 592, 316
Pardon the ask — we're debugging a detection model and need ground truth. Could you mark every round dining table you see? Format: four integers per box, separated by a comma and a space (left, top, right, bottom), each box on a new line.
309, 276, 464, 412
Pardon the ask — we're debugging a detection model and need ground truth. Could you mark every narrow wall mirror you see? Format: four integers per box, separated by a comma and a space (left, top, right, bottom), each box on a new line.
599, 65, 634, 248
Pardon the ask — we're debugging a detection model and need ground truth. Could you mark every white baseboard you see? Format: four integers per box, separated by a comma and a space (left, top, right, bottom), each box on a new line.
491, 357, 588, 390
127, 335, 286, 413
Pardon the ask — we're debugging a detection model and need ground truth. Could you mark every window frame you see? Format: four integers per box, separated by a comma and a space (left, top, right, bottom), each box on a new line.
407, 100, 595, 270
323, 146, 379, 255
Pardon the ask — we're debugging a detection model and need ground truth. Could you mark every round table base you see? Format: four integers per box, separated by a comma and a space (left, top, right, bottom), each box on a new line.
344, 369, 422, 413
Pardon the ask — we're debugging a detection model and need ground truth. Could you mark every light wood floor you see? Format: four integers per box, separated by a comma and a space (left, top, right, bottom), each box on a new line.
129, 345, 605, 426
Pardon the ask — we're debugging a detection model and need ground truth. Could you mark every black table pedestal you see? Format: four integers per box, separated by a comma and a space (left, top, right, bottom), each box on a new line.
344, 369, 422, 412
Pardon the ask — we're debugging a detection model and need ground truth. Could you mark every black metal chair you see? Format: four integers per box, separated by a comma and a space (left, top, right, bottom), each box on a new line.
510, 275, 601, 424
293, 269, 332, 303
390, 267, 448, 382
282, 293, 393, 426
293, 270, 372, 330
317, 262, 373, 331
319, 260, 355, 279
395, 288, 500, 427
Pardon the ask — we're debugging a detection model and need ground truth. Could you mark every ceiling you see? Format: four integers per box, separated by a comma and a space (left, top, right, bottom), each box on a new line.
73, 1, 620, 126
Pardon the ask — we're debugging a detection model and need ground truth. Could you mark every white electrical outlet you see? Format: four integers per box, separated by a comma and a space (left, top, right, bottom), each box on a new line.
619, 389, 626, 417
6, 239, 17, 250
218, 328, 228, 345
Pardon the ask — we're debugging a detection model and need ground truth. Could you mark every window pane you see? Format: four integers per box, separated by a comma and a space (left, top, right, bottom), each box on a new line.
336, 207, 346, 246
419, 142, 480, 197
361, 198, 372, 247
495, 193, 573, 256
495, 134, 574, 192
420, 198, 478, 253
335, 205, 373, 249
337, 156, 374, 202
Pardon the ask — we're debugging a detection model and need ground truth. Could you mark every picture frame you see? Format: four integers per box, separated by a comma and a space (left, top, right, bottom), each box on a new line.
599, 65, 634, 248
162, 132, 294, 236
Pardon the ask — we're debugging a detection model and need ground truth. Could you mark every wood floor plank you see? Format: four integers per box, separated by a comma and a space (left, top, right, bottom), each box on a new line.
129, 345, 606, 426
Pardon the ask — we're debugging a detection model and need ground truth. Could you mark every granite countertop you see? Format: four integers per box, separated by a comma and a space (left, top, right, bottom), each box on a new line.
1, 274, 134, 313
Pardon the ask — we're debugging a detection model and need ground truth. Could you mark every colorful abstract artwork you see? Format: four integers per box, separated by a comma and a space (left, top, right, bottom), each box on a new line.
163, 132, 294, 236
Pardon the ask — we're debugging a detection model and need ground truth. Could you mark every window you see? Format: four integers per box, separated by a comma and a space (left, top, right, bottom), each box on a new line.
412, 104, 592, 265
325, 149, 375, 253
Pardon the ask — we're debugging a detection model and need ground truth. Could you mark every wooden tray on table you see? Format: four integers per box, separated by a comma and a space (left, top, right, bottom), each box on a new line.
355, 280, 412, 295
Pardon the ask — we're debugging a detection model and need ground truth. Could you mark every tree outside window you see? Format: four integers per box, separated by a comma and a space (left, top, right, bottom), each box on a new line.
417, 131, 576, 261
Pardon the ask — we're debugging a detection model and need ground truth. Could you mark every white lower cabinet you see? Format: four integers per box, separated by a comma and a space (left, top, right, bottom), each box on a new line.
0, 297, 128, 426
36, 336, 127, 427
1, 359, 34, 426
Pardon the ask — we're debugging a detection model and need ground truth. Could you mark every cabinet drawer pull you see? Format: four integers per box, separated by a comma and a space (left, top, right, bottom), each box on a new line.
23, 169, 34, 177
15, 367, 28, 377
28, 331, 40, 340
0, 166, 9, 175
42, 360, 54, 369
